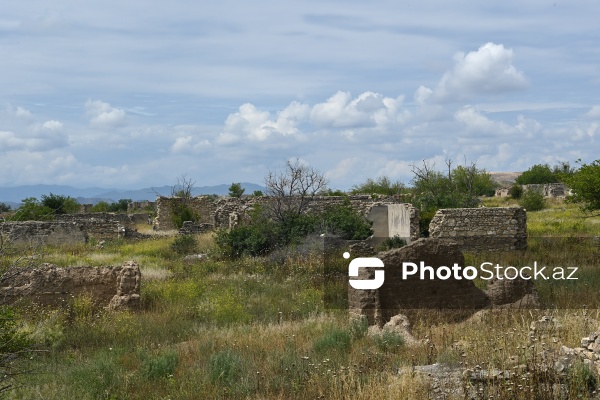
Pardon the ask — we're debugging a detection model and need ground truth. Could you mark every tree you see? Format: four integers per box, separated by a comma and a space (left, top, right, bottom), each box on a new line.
91, 201, 110, 212
252, 190, 263, 197
228, 182, 245, 198
350, 176, 404, 196
40, 193, 79, 215
13, 197, 54, 221
264, 158, 328, 222
107, 199, 131, 213
170, 175, 198, 229
565, 159, 600, 215
0, 203, 11, 212
411, 159, 496, 236
516, 164, 558, 185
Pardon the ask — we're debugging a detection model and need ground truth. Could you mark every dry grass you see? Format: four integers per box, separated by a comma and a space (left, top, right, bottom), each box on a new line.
5, 200, 600, 399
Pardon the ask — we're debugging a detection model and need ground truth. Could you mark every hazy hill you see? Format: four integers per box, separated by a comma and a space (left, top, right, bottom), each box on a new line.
0, 183, 266, 205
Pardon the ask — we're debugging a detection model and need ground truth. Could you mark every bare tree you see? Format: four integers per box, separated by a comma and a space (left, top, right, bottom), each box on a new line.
171, 174, 196, 200
264, 158, 328, 221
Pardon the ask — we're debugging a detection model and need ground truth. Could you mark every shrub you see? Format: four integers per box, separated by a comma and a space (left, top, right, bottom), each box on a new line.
321, 201, 373, 240
171, 235, 198, 255
313, 328, 351, 354
372, 330, 405, 352
376, 235, 407, 251
509, 184, 523, 199
520, 189, 546, 211
141, 349, 179, 380
215, 224, 273, 258
171, 202, 197, 229
209, 349, 244, 385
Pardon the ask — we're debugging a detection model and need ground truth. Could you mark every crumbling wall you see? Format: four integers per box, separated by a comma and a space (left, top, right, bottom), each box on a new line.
429, 207, 527, 251
55, 213, 127, 239
348, 238, 490, 326
155, 196, 217, 230
0, 221, 88, 246
0, 261, 140, 310
155, 195, 419, 241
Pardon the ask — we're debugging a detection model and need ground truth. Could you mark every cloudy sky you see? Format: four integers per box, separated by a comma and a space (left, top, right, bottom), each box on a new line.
1, 1, 599, 190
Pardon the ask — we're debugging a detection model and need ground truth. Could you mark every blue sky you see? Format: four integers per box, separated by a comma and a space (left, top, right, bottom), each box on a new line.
1, 0, 599, 190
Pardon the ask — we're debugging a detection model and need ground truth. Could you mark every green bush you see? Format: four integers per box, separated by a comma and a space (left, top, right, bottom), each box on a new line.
376, 235, 407, 251
520, 189, 546, 211
509, 184, 523, 199
141, 349, 179, 380
209, 349, 245, 385
372, 330, 405, 352
171, 203, 197, 229
215, 224, 273, 258
321, 201, 373, 240
171, 235, 198, 255
312, 328, 351, 354
0, 306, 32, 353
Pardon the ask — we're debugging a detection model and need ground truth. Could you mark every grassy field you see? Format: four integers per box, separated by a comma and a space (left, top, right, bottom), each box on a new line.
4, 199, 600, 399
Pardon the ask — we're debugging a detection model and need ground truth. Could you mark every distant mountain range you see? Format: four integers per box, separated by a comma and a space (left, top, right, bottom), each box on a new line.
0, 183, 266, 208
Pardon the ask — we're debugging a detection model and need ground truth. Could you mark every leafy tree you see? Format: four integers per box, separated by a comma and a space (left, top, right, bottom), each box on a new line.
320, 188, 347, 196
91, 201, 110, 212
411, 159, 496, 236
13, 197, 54, 221
552, 161, 576, 182
0, 203, 11, 212
350, 176, 404, 196
565, 159, 600, 215
252, 190, 263, 197
40, 193, 79, 215
516, 164, 558, 185
107, 199, 131, 212
228, 182, 245, 198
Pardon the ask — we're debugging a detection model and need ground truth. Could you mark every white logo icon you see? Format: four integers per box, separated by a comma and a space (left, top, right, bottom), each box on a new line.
347, 253, 385, 290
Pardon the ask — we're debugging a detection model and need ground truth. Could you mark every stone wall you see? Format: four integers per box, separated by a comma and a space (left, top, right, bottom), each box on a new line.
0, 261, 141, 310
155, 195, 420, 241
0, 212, 150, 245
0, 221, 88, 246
428, 207, 527, 251
495, 183, 569, 198
155, 196, 218, 230
348, 238, 490, 326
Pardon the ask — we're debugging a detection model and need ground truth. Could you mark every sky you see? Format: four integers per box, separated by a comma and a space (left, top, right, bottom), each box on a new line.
1, 0, 599, 190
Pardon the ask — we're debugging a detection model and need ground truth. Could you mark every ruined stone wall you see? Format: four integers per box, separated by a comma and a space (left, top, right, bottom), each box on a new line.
0, 221, 88, 246
0, 261, 140, 310
55, 213, 132, 239
495, 183, 569, 198
428, 207, 527, 251
155, 195, 419, 240
348, 238, 490, 326
155, 196, 218, 230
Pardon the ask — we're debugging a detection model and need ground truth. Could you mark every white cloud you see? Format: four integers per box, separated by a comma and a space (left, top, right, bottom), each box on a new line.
85, 100, 126, 128
171, 136, 211, 154
586, 105, 600, 119
42, 120, 64, 132
454, 106, 516, 136
433, 43, 528, 101
14, 106, 33, 119
310, 91, 405, 129
0, 130, 66, 152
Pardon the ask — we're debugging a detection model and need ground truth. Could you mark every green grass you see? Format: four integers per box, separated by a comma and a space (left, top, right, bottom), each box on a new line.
4, 200, 600, 399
